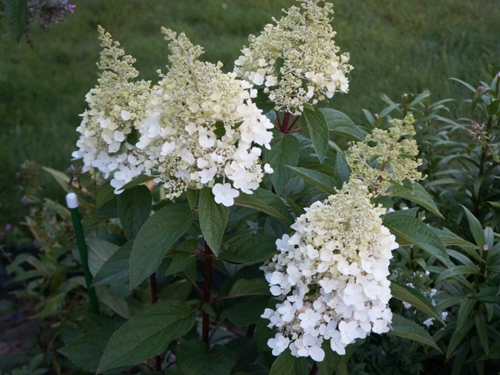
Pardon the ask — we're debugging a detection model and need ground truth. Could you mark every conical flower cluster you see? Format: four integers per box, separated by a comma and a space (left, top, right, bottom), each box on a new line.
261, 180, 398, 360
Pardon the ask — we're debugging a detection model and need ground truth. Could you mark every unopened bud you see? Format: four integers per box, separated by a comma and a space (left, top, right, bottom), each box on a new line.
402, 93, 408, 101
374, 113, 379, 120
483, 244, 489, 251
477, 86, 487, 95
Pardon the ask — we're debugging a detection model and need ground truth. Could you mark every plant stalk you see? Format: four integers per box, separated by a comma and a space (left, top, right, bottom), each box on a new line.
202, 243, 213, 347
150, 272, 161, 371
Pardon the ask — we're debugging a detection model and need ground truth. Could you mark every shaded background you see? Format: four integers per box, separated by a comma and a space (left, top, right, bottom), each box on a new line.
1, 0, 499, 233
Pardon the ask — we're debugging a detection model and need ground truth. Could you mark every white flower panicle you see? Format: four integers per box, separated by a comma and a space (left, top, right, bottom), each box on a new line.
261, 180, 398, 360
345, 114, 423, 195
234, 0, 353, 115
72, 26, 151, 190
136, 28, 274, 205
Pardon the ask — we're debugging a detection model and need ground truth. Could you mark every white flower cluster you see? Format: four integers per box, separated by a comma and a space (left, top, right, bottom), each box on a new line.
136, 28, 274, 205
72, 26, 151, 190
234, 0, 353, 114
261, 180, 398, 360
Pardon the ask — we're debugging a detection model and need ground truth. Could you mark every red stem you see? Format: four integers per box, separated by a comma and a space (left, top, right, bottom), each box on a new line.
275, 110, 282, 129
286, 115, 301, 133
281, 111, 292, 133
150, 273, 161, 371
202, 243, 213, 347
309, 362, 318, 375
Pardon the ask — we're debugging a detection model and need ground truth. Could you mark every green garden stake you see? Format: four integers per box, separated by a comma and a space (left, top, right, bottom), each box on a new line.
66, 192, 99, 314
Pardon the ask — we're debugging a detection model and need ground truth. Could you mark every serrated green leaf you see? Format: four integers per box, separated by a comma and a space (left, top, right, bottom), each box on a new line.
93, 242, 132, 286
303, 107, 329, 163
98, 301, 196, 372
220, 234, 277, 265
59, 323, 122, 372
229, 279, 270, 297
158, 279, 193, 302
383, 215, 451, 266
6, 0, 28, 42
388, 182, 444, 219
199, 187, 228, 255
389, 314, 442, 353
390, 281, 444, 324
318, 108, 365, 141
165, 253, 196, 276
461, 205, 486, 249
129, 204, 196, 289
224, 296, 271, 326
176, 339, 237, 375
234, 188, 294, 225
118, 185, 152, 240
95, 284, 131, 319
269, 349, 308, 375
267, 133, 300, 194
86, 238, 119, 276
288, 166, 336, 194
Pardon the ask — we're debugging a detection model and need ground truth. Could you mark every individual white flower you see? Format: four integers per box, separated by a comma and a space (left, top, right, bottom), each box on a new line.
72, 26, 151, 191
423, 318, 434, 327
212, 183, 240, 207
137, 29, 274, 204
261, 179, 397, 360
234, 0, 352, 114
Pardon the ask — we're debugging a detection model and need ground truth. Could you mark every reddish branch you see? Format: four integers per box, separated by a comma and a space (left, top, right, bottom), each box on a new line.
202, 243, 214, 347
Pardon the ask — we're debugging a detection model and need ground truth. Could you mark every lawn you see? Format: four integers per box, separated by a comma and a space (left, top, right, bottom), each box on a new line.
0, 0, 499, 231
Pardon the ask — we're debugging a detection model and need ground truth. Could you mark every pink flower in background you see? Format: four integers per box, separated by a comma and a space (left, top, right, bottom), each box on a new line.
68, 4, 76, 13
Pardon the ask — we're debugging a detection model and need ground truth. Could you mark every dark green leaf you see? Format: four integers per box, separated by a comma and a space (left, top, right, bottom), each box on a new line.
223, 296, 271, 326
234, 188, 294, 226
95, 183, 115, 209
118, 185, 152, 240
199, 187, 229, 255
447, 318, 474, 358
95, 285, 131, 319
5, 0, 27, 42
117, 175, 157, 192
319, 108, 365, 141
93, 242, 132, 286
388, 314, 442, 353
158, 279, 193, 302
334, 151, 350, 188
303, 107, 329, 163
435, 265, 479, 283
383, 215, 451, 266
229, 278, 270, 297
269, 349, 308, 375
456, 297, 476, 332
129, 204, 196, 289
86, 238, 120, 276
461, 205, 486, 249
98, 301, 196, 372
388, 182, 443, 219
390, 281, 444, 324
176, 339, 237, 375
288, 166, 336, 195
474, 311, 489, 356
165, 253, 196, 276
268, 133, 300, 194
220, 234, 277, 265
186, 189, 199, 209
317, 340, 341, 375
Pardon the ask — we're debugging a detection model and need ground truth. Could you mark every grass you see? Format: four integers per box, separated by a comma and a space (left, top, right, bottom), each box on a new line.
0, 0, 499, 230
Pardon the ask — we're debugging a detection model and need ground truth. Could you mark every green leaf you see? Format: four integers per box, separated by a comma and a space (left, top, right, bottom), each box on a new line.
5, 0, 27, 42
234, 188, 294, 225
288, 166, 336, 195
267, 133, 300, 194
220, 234, 277, 265
474, 311, 489, 356
223, 296, 271, 326
199, 187, 229, 255
388, 182, 444, 219
117, 185, 152, 240
430, 228, 480, 260
98, 301, 196, 372
158, 279, 193, 302
93, 242, 132, 286
165, 253, 196, 276
229, 279, 270, 297
303, 107, 329, 163
390, 281, 444, 324
317, 340, 341, 375
434, 265, 479, 283
86, 238, 120, 276
186, 189, 199, 209
318, 108, 365, 141
461, 205, 486, 249
334, 151, 350, 188
455, 297, 476, 332
176, 339, 237, 375
95, 285, 131, 319
95, 183, 116, 209
269, 349, 308, 375
446, 318, 474, 358
383, 215, 451, 266
59, 323, 122, 372
389, 314, 442, 353
117, 175, 156, 192
129, 204, 196, 289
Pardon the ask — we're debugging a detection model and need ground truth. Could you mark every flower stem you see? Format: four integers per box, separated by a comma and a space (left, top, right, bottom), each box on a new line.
281, 111, 291, 133
150, 273, 161, 371
202, 243, 213, 347
309, 362, 318, 375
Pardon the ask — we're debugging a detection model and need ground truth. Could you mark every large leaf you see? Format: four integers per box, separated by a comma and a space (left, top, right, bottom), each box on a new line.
129, 204, 196, 289
223, 296, 271, 326
199, 187, 229, 255
5, 0, 28, 42
389, 314, 442, 353
116, 174, 156, 192
176, 339, 237, 375
95, 285, 131, 319
59, 323, 122, 373
383, 215, 451, 266
98, 301, 196, 372
461, 205, 486, 249
390, 281, 444, 324
234, 189, 294, 225
229, 279, 271, 297
288, 166, 336, 195
220, 234, 277, 265
86, 238, 120, 276
117, 185, 152, 240
388, 182, 444, 219
319, 108, 365, 141
93, 242, 132, 286
267, 132, 300, 194
334, 151, 350, 188
269, 349, 308, 375
303, 107, 329, 163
